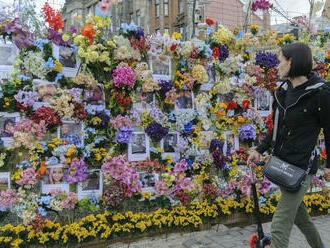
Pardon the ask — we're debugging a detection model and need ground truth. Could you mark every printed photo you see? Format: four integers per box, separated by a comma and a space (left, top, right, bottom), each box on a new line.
58, 121, 83, 146
150, 55, 171, 81
199, 131, 214, 150
84, 84, 105, 106
59, 46, 77, 68
0, 172, 10, 190
0, 44, 17, 66
34, 80, 58, 103
255, 90, 272, 116
53, 44, 79, 77
78, 170, 103, 200
132, 133, 146, 154
139, 172, 158, 189
133, 87, 155, 109
0, 112, 20, 147
128, 132, 149, 161
42, 165, 69, 194
200, 64, 216, 91
162, 133, 177, 153
175, 91, 194, 109
223, 131, 239, 156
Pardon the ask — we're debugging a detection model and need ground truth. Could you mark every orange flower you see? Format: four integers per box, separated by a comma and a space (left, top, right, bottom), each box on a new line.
81, 24, 96, 45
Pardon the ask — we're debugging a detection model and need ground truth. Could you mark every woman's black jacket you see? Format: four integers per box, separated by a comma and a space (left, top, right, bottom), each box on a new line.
256, 72, 330, 174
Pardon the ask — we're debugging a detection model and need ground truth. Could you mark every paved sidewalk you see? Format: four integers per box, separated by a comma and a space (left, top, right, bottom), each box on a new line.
108, 215, 330, 248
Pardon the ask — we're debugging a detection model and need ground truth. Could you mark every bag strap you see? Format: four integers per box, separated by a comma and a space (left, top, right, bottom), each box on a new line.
271, 108, 279, 149
271, 107, 316, 174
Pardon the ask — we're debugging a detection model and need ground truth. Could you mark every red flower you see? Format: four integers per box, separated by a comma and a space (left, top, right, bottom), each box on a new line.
81, 24, 96, 45
265, 113, 273, 135
170, 43, 178, 51
242, 100, 251, 109
226, 101, 238, 110
321, 148, 327, 159
30, 106, 62, 127
205, 18, 215, 26
212, 47, 220, 58
42, 2, 64, 31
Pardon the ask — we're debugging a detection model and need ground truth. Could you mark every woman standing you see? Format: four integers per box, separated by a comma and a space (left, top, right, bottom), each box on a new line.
248, 42, 330, 248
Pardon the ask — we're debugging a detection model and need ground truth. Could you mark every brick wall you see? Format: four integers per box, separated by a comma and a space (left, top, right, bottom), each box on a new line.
206, 0, 270, 31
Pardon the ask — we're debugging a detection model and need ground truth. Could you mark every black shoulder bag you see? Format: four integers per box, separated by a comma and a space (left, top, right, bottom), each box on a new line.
262, 108, 316, 192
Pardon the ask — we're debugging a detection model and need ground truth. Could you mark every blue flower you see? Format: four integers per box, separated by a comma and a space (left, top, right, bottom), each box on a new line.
183, 122, 193, 133
43, 57, 56, 69
40, 141, 48, 152
325, 27, 330, 33
34, 39, 49, 51
234, 31, 244, 43
185, 158, 193, 169
55, 72, 64, 83
258, 196, 266, 207
169, 111, 176, 121
16, 160, 31, 168
119, 23, 129, 34
17, 75, 31, 81
38, 207, 47, 216
207, 27, 214, 35
105, 109, 111, 117
37, 195, 55, 209
47, 156, 59, 165
88, 193, 99, 205
128, 21, 137, 31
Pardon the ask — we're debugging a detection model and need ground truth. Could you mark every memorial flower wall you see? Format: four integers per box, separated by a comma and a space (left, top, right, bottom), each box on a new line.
0, 2, 329, 247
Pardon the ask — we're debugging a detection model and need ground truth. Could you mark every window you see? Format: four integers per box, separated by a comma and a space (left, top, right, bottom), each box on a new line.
164, 27, 169, 34
155, 0, 160, 17
130, 12, 133, 22
136, 10, 141, 27
87, 6, 92, 16
179, 0, 183, 14
164, 0, 169, 16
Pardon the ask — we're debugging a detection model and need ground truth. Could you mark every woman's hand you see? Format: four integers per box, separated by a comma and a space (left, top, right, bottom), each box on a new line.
247, 149, 262, 168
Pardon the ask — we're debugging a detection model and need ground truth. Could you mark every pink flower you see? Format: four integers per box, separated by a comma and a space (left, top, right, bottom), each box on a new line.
14, 119, 47, 138
258, 177, 271, 194
173, 176, 194, 193
112, 66, 136, 88
62, 193, 78, 210
110, 114, 133, 130
16, 168, 38, 186
155, 180, 172, 197
102, 156, 141, 196
0, 189, 19, 209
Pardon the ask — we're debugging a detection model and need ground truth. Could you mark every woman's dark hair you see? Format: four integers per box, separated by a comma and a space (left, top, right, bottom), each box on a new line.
3, 119, 14, 129
281, 42, 313, 78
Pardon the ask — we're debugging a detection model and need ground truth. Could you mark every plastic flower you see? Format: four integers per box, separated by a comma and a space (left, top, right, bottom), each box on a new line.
114, 126, 134, 143
145, 122, 169, 141
205, 18, 215, 26
112, 66, 136, 88
255, 51, 279, 70
238, 123, 257, 141
65, 158, 88, 183
81, 23, 95, 44
212, 25, 234, 45
192, 64, 208, 83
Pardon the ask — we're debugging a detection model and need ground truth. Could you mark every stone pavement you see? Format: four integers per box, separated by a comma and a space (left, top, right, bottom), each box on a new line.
107, 215, 330, 248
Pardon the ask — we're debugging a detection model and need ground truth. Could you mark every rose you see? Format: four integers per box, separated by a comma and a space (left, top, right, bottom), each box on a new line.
205, 18, 215, 26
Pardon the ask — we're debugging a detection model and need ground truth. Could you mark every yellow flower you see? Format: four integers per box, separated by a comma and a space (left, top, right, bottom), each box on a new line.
172, 32, 181, 40
192, 64, 208, 83
50, 60, 63, 72
143, 192, 151, 200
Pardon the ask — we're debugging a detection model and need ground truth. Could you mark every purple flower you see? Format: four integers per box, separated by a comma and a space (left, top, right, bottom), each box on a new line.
48, 28, 71, 46
238, 124, 257, 141
134, 28, 145, 39
251, 0, 273, 12
210, 139, 224, 153
65, 158, 89, 183
114, 126, 134, 144
212, 149, 226, 170
14, 90, 38, 107
66, 88, 83, 103
95, 111, 110, 128
158, 80, 173, 97
218, 45, 229, 62
70, 26, 77, 34
255, 51, 279, 70
0, 17, 33, 49
145, 122, 169, 141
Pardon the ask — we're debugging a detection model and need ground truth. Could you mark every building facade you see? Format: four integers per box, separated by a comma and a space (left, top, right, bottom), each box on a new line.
62, 0, 150, 34
205, 0, 270, 31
